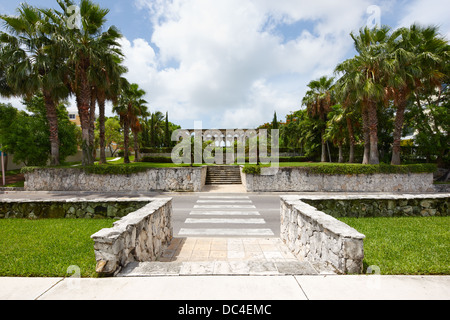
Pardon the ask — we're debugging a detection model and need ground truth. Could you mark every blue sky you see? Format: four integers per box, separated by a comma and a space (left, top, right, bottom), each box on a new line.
1, 0, 449, 129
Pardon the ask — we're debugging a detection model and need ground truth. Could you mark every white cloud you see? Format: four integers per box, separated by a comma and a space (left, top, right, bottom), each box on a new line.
122, 0, 374, 128
397, 0, 450, 39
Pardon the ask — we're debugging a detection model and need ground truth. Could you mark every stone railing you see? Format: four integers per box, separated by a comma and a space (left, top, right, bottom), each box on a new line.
0, 198, 151, 219
281, 196, 366, 274
300, 194, 449, 218
242, 167, 434, 192
91, 198, 173, 276
24, 167, 208, 192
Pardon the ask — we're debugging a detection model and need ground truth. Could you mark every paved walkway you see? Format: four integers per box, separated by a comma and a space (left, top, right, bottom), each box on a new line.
178, 194, 276, 237
1, 275, 449, 300
118, 238, 331, 276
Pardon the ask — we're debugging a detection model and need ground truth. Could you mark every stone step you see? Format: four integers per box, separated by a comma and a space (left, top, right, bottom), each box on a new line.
117, 260, 322, 277
206, 166, 242, 185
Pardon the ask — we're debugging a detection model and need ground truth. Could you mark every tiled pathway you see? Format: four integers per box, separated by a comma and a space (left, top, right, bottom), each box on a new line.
118, 238, 329, 276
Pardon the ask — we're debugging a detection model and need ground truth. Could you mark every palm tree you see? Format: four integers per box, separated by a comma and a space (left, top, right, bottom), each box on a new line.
0, 4, 69, 165
150, 111, 166, 147
334, 68, 362, 163
90, 53, 127, 164
50, 0, 122, 166
302, 76, 335, 162
335, 26, 391, 165
113, 82, 147, 164
387, 24, 449, 165
131, 97, 149, 162
165, 112, 170, 148
324, 104, 347, 163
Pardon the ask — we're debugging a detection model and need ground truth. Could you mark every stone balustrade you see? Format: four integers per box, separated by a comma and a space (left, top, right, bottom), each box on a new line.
91, 198, 173, 276
24, 167, 207, 192
281, 196, 366, 274
243, 167, 434, 193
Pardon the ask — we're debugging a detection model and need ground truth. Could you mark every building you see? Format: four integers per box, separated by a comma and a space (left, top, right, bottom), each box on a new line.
67, 107, 81, 127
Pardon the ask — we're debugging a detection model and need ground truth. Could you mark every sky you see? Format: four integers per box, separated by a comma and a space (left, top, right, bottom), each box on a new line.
1, 0, 449, 129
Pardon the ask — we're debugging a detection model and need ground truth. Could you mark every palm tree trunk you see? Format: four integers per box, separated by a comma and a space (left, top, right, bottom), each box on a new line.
321, 129, 327, 162
361, 107, 370, 164
123, 121, 130, 164
43, 91, 60, 166
89, 88, 96, 161
78, 74, 94, 166
391, 97, 407, 165
338, 142, 344, 163
97, 92, 107, 164
346, 117, 355, 163
133, 131, 139, 162
367, 101, 379, 164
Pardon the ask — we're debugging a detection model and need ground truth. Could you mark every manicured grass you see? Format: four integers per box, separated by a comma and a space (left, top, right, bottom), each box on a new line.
340, 216, 450, 275
3, 181, 24, 188
0, 219, 115, 277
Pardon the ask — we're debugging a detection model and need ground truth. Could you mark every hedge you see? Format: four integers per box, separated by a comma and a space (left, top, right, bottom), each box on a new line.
21, 162, 437, 176
242, 163, 437, 175
21, 165, 150, 176
140, 156, 173, 163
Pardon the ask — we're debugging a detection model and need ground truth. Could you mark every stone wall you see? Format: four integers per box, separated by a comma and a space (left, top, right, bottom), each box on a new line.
281, 196, 366, 274
91, 198, 173, 276
0, 198, 151, 219
300, 194, 449, 218
24, 167, 208, 192
243, 167, 434, 192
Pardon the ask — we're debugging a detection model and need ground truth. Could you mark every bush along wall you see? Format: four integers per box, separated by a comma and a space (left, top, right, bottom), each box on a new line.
302, 197, 449, 218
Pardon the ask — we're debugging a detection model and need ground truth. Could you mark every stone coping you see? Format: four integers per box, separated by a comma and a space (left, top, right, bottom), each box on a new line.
0, 197, 156, 203
294, 193, 450, 200
91, 198, 172, 242
281, 195, 366, 240
91, 198, 173, 276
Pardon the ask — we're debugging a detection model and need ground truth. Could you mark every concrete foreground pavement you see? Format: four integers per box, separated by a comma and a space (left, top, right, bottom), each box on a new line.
1, 275, 449, 300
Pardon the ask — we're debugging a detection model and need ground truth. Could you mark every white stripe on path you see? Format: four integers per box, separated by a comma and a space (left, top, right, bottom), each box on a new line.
194, 205, 256, 209
196, 200, 252, 203
185, 218, 266, 224
198, 196, 250, 199
189, 211, 260, 216
178, 228, 275, 236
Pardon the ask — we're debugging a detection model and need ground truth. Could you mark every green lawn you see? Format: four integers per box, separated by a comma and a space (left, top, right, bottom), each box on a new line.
340, 216, 450, 275
1, 216, 448, 277
0, 219, 115, 277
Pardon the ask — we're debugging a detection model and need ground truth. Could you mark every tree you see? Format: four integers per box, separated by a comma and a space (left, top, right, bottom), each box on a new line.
406, 79, 449, 166
165, 112, 170, 148
324, 104, 347, 163
272, 111, 279, 130
131, 97, 149, 162
49, 0, 123, 166
150, 111, 166, 148
335, 26, 392, 165
102, 117, 123, 157
0, 3, 69, 165
0, 99, 77, 166
302, 76, 335, 162
113, 82, 147, 164
387, 24, 449, 165
90, 50, 127, 164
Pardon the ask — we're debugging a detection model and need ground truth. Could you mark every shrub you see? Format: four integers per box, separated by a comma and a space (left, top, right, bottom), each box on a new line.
140, 156, 173, 163
240, 163, 437, 175
302, 163, 437, 175
242, 165, 261, 175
